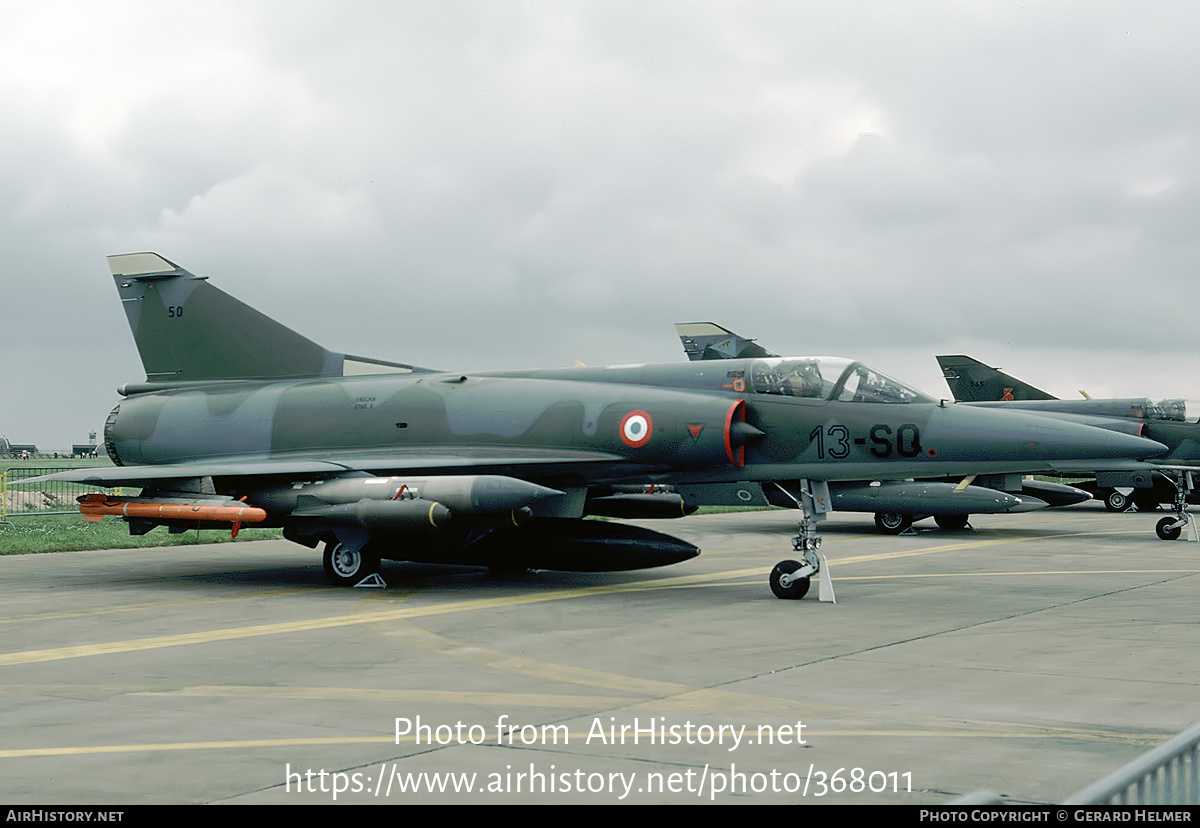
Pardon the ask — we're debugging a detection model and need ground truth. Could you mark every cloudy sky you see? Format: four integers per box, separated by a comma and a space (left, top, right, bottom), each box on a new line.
3, 1, 1199, 449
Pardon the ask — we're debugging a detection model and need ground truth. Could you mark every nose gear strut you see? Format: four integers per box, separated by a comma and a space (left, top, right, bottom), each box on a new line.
767, 481, 836, 602
1154, 470, 1197, 542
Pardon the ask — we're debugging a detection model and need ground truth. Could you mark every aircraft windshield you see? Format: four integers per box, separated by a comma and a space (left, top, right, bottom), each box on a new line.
747, 358, 933, 403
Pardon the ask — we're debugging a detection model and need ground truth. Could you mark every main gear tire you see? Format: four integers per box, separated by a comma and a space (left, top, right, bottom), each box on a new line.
323, 541, 381, 586
1104, 490, 1131, 512
1133, 493, 1161, 512
874, 512, 913, 535
934, 514, 970, 531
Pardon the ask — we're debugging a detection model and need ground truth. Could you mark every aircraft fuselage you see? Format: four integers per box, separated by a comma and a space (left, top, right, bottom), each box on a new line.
105, 360, 1162, 492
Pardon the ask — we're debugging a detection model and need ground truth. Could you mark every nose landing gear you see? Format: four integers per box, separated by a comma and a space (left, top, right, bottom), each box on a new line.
1153, 471, 1196, 542
768, 481, 835, 602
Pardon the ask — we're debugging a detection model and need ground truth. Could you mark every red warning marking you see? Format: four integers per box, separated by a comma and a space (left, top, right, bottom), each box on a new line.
687, 424, 703, 439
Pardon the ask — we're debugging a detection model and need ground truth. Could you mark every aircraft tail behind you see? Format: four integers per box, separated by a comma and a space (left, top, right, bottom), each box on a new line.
108, 252, 429, 392
675, 322, 777, 361
936, 354, 1058, 402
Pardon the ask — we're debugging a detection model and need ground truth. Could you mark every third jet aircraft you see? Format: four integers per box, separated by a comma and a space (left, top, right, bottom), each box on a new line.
939, 354, 1200, 540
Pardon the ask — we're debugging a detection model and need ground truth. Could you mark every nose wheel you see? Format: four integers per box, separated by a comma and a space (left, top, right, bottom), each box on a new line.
1154, 471, 1196, 542
769, 515, 824, 600
771, 552, 816, 600
1156, 517, 1183, 541
766, 480, 834, 601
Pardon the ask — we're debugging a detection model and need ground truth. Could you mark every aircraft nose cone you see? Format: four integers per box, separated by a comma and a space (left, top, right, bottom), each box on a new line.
931, 406, 1167, 464
1008, 419, 1165, 460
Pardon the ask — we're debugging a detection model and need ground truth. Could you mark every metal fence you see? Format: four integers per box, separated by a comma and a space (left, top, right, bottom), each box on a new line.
956, 721, 1200, 805
0, 466, 102, 524
1064, 721, 1200, 805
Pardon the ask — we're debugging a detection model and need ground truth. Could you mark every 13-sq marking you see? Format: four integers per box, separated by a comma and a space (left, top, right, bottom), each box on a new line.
810, 424, 923, 459
809, 425, 850, 459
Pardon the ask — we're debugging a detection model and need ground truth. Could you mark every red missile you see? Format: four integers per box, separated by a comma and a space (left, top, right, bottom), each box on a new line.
78, 493, 267, 524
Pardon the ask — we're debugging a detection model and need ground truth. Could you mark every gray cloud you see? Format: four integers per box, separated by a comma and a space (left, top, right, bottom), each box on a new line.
3, 1, 1199, 449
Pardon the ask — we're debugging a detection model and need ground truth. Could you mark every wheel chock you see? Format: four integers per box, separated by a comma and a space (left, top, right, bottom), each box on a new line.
817, 554, 836, 603
354, 573, 388, 588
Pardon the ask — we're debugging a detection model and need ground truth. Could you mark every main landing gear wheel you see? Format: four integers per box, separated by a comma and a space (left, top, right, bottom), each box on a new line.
1104, 490, 1131, 512
874, 512, 912, 535
934, 514, 970, 531
1155, 517, 1182, 541
770, 559, 811, 600
323, 541, 380, 586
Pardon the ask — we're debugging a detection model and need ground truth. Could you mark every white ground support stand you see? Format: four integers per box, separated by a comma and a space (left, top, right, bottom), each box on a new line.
817, 553, 836, 603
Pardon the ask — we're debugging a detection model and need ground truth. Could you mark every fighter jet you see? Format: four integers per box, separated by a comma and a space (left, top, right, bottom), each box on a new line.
28, 255, 1165, 600
938, 354, 1200, 540
676, 324, 1095, 534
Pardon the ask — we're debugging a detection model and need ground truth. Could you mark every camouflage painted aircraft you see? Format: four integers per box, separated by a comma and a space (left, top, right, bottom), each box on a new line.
938, 355, 1200, 540
676, 323, 1094, 534
29, 255, 1166, 599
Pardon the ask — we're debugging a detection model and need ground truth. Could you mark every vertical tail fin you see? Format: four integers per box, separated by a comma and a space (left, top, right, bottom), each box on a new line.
936, 354, 1058, 402
108, 252, 431, 392
674, 322, 777, 361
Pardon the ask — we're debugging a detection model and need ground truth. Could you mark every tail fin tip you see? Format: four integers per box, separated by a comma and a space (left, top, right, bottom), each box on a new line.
108, 252, 188, 279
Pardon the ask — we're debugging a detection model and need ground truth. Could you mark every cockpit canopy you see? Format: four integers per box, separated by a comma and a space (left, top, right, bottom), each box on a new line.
748, 357, 934, 404
1147, 399, 1200, 423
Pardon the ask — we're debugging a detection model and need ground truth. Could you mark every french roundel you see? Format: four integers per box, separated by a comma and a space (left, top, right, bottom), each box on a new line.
618, 410, 653, 448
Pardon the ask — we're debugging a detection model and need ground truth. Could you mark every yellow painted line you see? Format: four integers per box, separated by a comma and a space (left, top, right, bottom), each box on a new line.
832, 539, 1018, 565
365, 623, 693, 697
141, 685, 640, 709
0, 727, 1169, 759
0, 736, 388, 758
0, 531, 1155, 668
0, 683, 161, 696
0, 525, 1184, 763
134, 684, 848, 719
0, 680, 964, 723
0, 569, 778, 668
0, 556, 928, 669
353, 623, 913, 718
709, 534, 1031, 566
0, 589, 317, 626
830, 568, 1200, 582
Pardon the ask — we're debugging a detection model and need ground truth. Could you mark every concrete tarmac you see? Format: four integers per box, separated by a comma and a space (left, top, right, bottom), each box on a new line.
1, 505, 1198, 805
